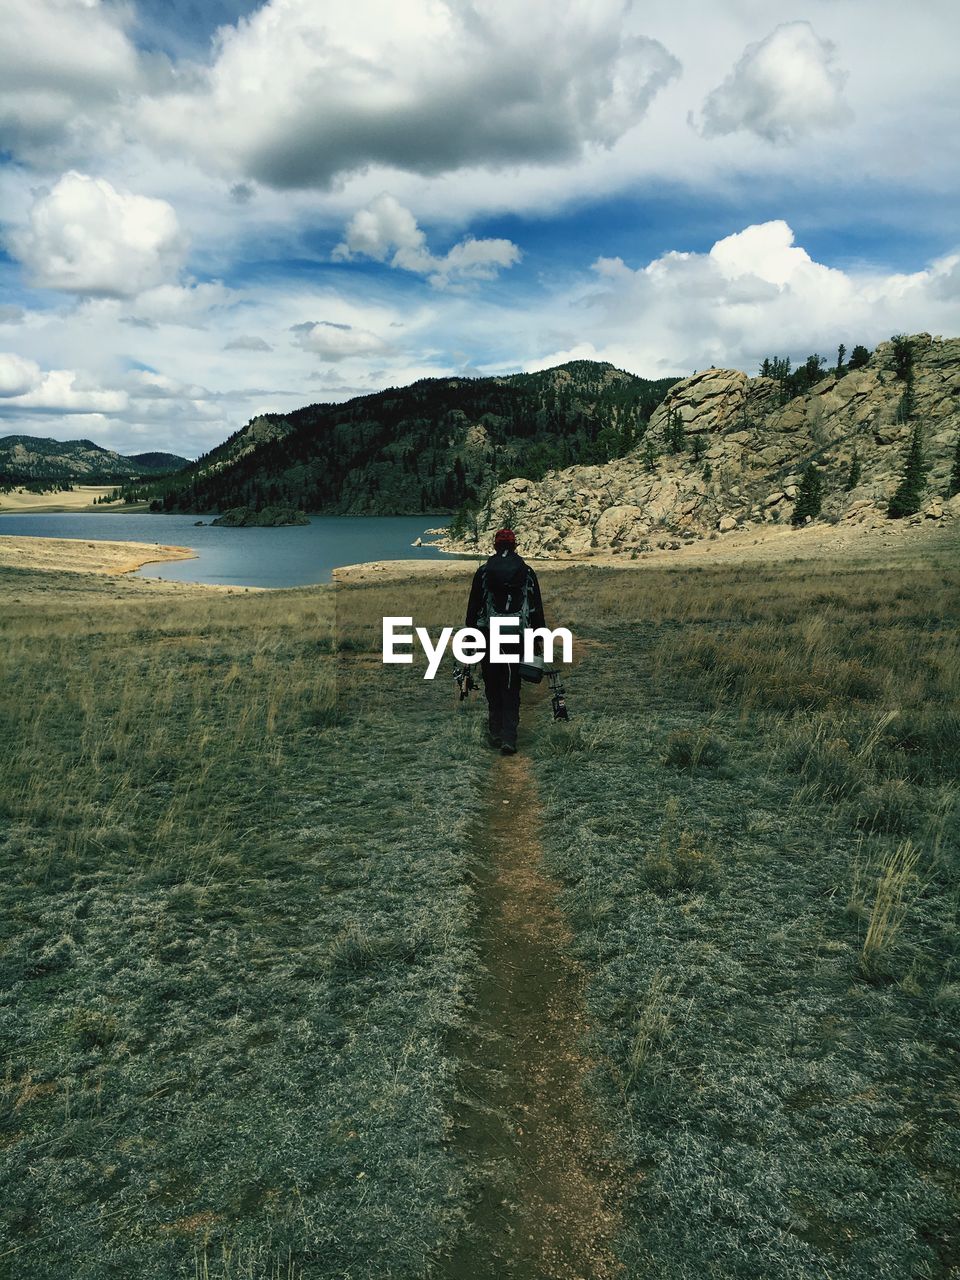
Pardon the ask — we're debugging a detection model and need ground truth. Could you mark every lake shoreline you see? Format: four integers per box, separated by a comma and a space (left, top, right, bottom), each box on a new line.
0, 534, 198, 577
4, 516, 951, 592
0, 515, 458, 588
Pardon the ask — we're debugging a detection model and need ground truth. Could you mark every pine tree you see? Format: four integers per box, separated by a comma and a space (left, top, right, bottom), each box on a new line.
664, 407, 685, 452
791, 463, 823, 525
887, 425, 926, 518
947, 432, 960, 498
848, 344, 870, 370
890, 334, 914, 383
890, 334, 916, 421
836, 343, 846, 374
844, 451, 862, 492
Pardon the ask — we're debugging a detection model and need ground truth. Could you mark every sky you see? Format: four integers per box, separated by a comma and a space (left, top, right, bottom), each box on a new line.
0, 0, 958, 458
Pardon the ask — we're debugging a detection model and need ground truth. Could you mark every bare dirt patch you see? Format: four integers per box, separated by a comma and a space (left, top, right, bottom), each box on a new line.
440, 746, 626, 1280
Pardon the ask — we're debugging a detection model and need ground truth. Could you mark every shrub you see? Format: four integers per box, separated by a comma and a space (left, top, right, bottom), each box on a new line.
852, 779, 916, 834
69, 1008, 119, 1049
663, 729, 727, 772
642, 803, 719, 894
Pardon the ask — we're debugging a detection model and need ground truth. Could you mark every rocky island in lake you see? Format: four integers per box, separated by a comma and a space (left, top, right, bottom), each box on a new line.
210, 505, 310, 527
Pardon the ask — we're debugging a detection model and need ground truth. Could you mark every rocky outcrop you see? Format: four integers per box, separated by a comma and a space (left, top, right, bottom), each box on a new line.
446, 334, 960, 555
210, 505, 310, 527
198, 415, 297, 478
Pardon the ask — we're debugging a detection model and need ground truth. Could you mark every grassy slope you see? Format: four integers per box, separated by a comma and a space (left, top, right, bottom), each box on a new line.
530, 537, 960, 1278
0, 568, 487, 1279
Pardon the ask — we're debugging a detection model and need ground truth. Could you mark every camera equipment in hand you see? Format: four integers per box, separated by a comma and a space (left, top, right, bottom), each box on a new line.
453, 663, 478, 701
548, 669, 569, 721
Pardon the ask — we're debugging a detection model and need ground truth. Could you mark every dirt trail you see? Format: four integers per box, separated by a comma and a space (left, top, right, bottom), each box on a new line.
440, 742, 624, 1279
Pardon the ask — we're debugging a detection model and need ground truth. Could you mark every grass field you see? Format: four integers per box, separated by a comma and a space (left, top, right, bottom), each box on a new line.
0, 565, 487, 1278
1, 526, 958, 1277
528, 538, 960, 1279
0, 488, 140, 514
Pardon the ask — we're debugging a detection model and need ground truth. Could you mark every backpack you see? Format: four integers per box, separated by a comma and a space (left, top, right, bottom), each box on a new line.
477, 558, 544, 683
477, 559, 533, 629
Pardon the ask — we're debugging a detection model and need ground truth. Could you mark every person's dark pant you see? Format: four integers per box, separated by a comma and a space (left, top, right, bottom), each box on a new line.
481, 658, 521, 746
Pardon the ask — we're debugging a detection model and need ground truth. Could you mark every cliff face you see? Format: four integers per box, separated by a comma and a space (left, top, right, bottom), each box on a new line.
446, 334, 960, 555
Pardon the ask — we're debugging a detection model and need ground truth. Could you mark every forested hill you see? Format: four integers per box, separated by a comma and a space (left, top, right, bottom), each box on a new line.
129, 362, 679, 516
0, 436, 190, 486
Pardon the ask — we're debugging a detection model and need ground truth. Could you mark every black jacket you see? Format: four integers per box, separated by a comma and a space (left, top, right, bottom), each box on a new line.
465, 549, 546, 631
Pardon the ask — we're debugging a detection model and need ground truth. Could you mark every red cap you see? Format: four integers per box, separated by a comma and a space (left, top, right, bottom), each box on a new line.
494, 528, 516, 548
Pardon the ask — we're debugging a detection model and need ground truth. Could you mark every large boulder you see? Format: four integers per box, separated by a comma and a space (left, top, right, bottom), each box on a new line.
593, 504, 648, 544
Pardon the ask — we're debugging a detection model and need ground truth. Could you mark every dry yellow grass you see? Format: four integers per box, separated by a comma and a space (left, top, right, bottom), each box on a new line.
0, 486, 144, 513
859, 840, 924, 978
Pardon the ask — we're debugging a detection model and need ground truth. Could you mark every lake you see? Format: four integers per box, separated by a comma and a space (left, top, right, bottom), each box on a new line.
0, 512, 468, 587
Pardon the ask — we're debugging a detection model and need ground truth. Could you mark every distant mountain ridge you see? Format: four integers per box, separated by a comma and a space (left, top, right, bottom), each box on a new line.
0, 436, 190, 484
128, 361, 679, 516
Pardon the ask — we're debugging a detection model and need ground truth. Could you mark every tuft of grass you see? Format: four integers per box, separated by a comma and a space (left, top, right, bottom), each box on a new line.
538, 721, 589, 755
68, 1008, 119, 1050
851, 778, 917, 834
662, 728, 727, 772
622, 970, 677, 1090
858, 840, 923, 980
641, 799, 720, 894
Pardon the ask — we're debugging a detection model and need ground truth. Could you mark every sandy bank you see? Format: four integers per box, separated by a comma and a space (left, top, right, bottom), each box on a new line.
0, 535, 197, 576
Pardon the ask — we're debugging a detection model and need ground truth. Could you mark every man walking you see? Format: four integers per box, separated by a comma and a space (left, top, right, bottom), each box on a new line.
464, 528, 546, 755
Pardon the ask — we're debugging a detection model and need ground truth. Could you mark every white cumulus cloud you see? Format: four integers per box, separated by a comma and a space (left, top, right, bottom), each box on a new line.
8, 171, 187, 297
0, 353, 128, 412
123, 282, 234, 327
139, 0, 680, 188
697, 21, 852, 144
0, 353, 42, 398
0, 0, 140, 161
529, 220, 960, 376
334, 194, 521, 287
290, 320, 391, 362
